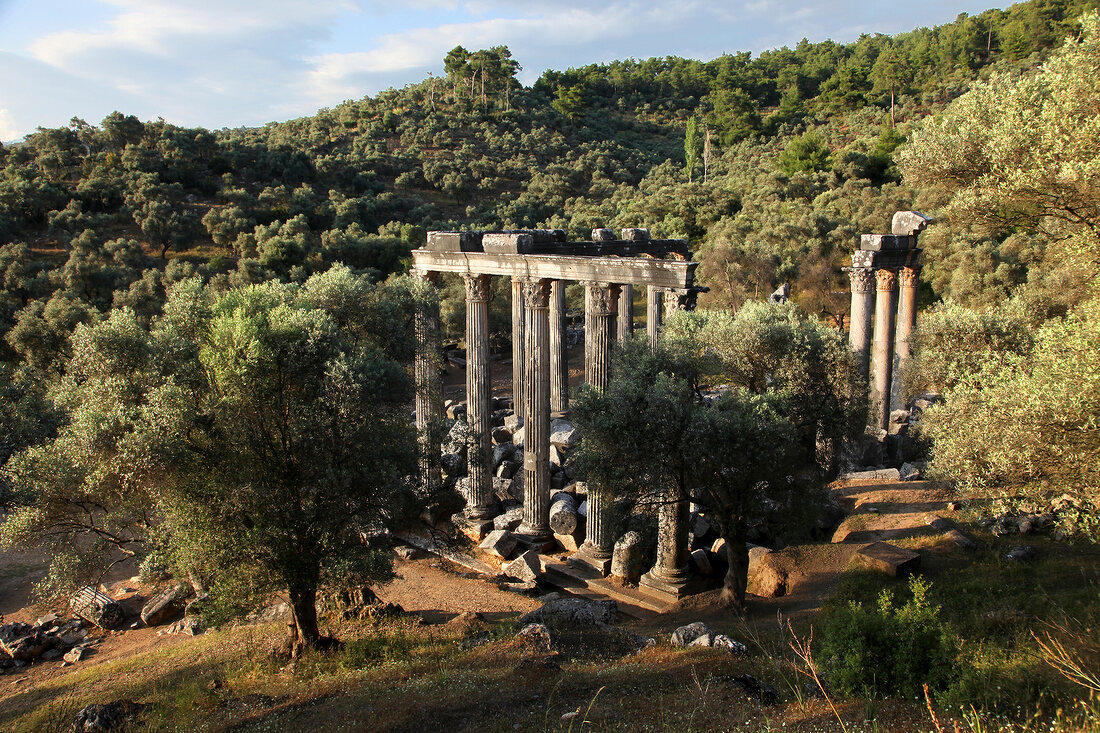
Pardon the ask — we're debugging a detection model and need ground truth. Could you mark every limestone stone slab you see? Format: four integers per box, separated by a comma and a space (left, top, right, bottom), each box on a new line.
412, 250, 697, 289
859, 234, 916, 252
854, 541, 920, 577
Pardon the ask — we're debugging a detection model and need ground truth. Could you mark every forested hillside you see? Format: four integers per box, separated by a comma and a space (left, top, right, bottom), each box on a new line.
1, 0, 1097, 500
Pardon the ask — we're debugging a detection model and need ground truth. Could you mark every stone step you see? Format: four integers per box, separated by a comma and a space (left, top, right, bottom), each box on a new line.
540, 558, 668, 618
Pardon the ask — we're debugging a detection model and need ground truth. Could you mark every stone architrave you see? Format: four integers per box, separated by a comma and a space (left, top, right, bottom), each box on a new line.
870, 268, 899, 432
549, 280, 568, 413
845, 267, 876, 398
617, 284, 634, 343
640, 494, 693, 596
584, 281, 621, 393
895, 266, 921, 400
516, 278, 554, 547
647, 286, 664, 348
511, 276, 525, 420
463, 273, 495, 519
411, 269, 443, 495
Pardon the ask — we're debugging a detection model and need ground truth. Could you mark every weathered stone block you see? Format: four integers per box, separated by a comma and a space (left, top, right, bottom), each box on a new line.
140, 583, 191, 627
482, 232, 535, 254
854, 541, 920, 577
426, 231, 482, 252
70, 587, 126, 630
859, 234, 916, 251
479, 529, 517, 559
519, 597, 617, 626
494, 506, 524, 531
747, 547, 787, 597
549, 493, 579, 535
492, 442, 515, 471
549, 419, 577, 450
621, 228, 650, 242
690, 549, 713, 576
671, 621, 710, 647
502, 550, 542, 582
891, 210, 933, 236
611, 531, 646, 582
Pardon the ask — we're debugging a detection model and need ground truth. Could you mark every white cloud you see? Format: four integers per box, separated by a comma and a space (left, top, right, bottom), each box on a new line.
0, 108, 21, 142
0, 0, 1005, 137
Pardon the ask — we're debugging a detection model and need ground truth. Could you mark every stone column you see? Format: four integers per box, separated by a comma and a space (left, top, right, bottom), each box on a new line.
549, 280, 568, 414
894, 265, 921, 402
412, 269, 443, 496
617, 284, 634, 343
639, 494, 692, 596
517, 278, 554, 548
462, 273, 495, 519
870, 268, 899, 433
846, 267, 876, 402
584, 281, 620, 393
646, 286, 663, 349
570, 281, 621, 574
511, 276, 525, 420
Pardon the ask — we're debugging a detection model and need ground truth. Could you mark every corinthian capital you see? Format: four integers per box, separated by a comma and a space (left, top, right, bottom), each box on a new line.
875, 268, 898, 292
846, 267, 875, 293
585, 282, 621, 315
462, 273, 491, 302
898, 266, 922, 289
522, 278, 552, 309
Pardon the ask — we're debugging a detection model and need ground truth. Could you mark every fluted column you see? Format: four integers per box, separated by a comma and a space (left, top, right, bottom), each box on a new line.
895, 266, 921, 403
846, 267, 876, 410
584, 281, 620, 393
549, 280, 568, 414
640, 494, 692, 594
463, 273, 495, 519
511, 276, 525, 420
617, 284, 634, 343
571, 282, 621, 573
870, 268, 899, 433
412, 269, 443, 496
647, 286, 663, 349
517, 278, 553, 547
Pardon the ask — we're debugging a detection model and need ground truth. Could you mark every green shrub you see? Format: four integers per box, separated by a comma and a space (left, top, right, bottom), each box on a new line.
819, 575, 956, 699
917, 300, 1100, 512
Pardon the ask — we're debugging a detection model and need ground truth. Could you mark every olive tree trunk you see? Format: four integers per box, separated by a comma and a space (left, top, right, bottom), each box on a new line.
287, 583, 320, 658
718, 517, 750, 613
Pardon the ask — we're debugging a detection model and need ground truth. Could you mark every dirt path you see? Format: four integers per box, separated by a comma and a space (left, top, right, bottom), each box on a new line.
1, 476, 959, 701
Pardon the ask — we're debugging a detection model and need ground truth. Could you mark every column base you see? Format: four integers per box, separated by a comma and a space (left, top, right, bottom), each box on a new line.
514, 524, 556, 553
451, 513, 494, 542
567, 544, 612, 576
639, 567, 701, 600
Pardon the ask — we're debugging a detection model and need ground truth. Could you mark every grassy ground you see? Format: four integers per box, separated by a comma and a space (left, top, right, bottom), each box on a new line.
3, 485, 1098, 733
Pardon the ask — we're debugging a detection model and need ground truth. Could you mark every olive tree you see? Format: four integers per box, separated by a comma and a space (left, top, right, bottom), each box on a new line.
1, 266, 424, 654
574, 340, 802, 611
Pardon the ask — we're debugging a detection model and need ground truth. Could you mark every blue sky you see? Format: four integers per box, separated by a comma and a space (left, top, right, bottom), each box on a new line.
0, 0, 1002, 141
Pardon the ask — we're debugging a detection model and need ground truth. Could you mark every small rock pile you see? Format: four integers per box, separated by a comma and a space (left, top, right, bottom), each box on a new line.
0, 613, 97, 672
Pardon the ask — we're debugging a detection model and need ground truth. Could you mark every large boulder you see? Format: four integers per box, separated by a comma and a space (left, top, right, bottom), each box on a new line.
519, 597, 617, 626
747, 547, 788, 598
671, 621, 711, 647
73, 701, 145, 733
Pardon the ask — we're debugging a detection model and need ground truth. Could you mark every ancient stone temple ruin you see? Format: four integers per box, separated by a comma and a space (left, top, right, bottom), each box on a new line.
845, 210, 933, 431
410, 227, 703, 599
